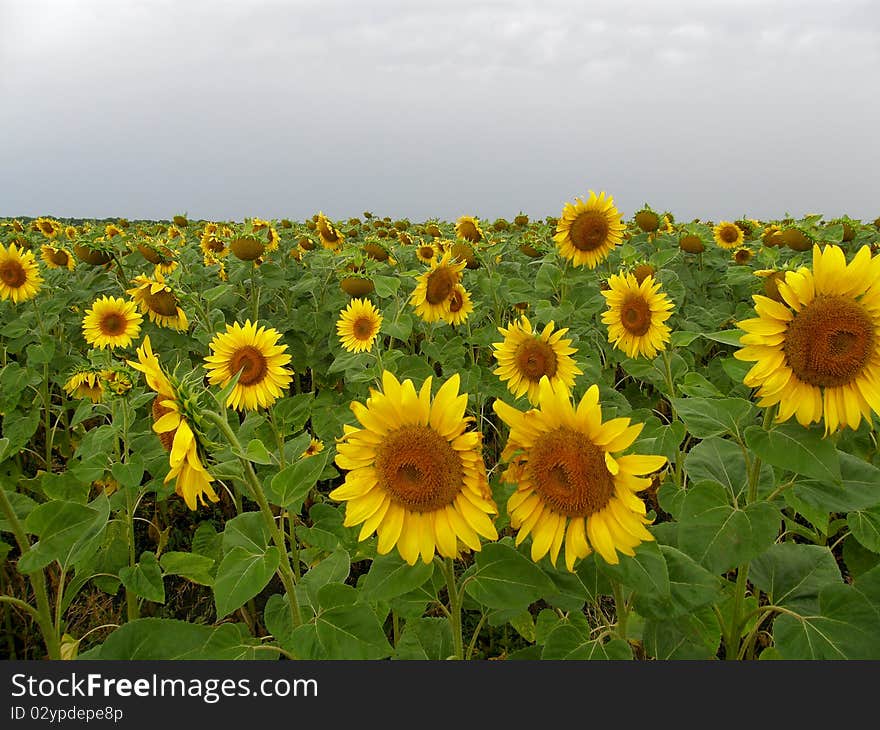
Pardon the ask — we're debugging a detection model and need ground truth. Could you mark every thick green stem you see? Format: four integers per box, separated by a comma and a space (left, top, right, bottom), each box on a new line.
203, 410, 303, 628
612, 580, 629, 641
0, 487, 60, 659
441, 557, 464, 660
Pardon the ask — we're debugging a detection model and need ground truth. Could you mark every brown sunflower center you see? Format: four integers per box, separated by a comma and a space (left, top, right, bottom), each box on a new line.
569, 211, 610, 251
152, 396, 176, 452
352, 316, 376, 340
458, 221, 480, 241
375, 425, 464, 512
0, 260, 27, 287
100, 313, 128, 336
620, 294, 652, 336
719, 225, 740, 244
418, 245, 435, 259
145, 289, 180, 317
784, 295, 875, 388
514, 338, 558, 381
526, 427, 614, 518
229, 345, 269, 386
47, 248, 70, 266
635, 211, 660, 232
449, 288, 464, 313
425, 266, 457, 304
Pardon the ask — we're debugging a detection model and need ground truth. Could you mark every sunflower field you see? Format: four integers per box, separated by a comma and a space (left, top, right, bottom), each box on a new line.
2, 198, 880, 661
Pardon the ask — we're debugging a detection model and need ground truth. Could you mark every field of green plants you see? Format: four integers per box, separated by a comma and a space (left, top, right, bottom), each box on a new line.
1, 197, 879, 660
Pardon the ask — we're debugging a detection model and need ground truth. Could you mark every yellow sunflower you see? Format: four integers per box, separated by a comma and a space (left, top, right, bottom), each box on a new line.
492, 315, 583, 405
455, 215, 483, 243
330, 371, 498, 565
553, 191, 626, 269
302, 437, 324, 458
34, 217, 63, 239
445, 284, 473, 326
204, 320, 294, 411
316, 212, 345, 250
127, 336, 219, 510
40, 244, 77, 271
0, 243, 43, 303
713, 221, 744, 250
416, 241, 439, 265
493, 376, 667, 569
733, 247, 753, 265
735, 243, 880, 433
127, 272, 189, 331
337, 298, 383, 353
104, 223, 125, 239
409, 249, 467, 323
600, 272, 675, 359
63, 368, 107, 403
82, 296, 142, 350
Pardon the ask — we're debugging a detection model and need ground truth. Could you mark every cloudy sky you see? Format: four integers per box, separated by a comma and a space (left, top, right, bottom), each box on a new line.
1, 0, 878, 223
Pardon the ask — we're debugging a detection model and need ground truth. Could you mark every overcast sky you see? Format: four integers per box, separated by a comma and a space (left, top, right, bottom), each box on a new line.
1, 0, 878, 223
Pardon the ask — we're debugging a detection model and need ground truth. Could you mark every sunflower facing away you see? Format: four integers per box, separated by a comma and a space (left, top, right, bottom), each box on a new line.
493, 315, 583, 405
63, 368, 108, 403
204, 320, 294, 410
337, 297, 383, 353
553, 191, 626, 269
713, 221, 744, 250
40, 244, 77, 271
127, 336, 219, 510
409, 249, 466, 323
127, 271, 189, 331
0, 243, 43, 303
34, 217, 63, 239
454, 215, 483, 243
735, 243, 880, 433
330, 371, 498, 565
600, 271, 675, 359
316, 212, 345, 250
82, 296, 142, 350
493, 377, 667, 569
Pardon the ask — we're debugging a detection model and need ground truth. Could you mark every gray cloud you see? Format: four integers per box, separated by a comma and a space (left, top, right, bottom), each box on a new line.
1, 0, 878, 222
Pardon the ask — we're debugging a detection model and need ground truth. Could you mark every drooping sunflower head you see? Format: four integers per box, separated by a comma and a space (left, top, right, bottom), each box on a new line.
0, 243, 43, 303
492, 315, 583, 405
336, 297, 383, 353
40, 244, 76, 271
35, 217, 63, 239
204, 319, 294, 411
735, 244, 880, 432
713, 221, 744, 250
127, 272, 189, 331
63, 367, 108, 403
781, 226, 814, 252
762, 225, 784, 248
330, 371, 498, 566
493, 376, 667, 570
316, 212, 345, 250
339, 272, 376, 297
514, 213, 530, 227
450, 241, 479, 269
455, 215, 483, 243
600, 271, 675, 360
362, 240, 395, 264
230, 235, 265, 261
633, 205, 661, 233
733, 247, 754, 265
679, 232, 706, 254
553, 191, 625, 269
409, 249, 467, 323
82, 295, 143, 350
104, 223, 125, 239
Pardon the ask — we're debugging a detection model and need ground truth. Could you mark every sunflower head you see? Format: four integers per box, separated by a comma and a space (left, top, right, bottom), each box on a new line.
173, 214, 189, 228
713, 221, 744, 250
63, 367, 108, 403
230, 235, 265, 261
302, 437, 324, 458
73, 241, 113, 266
633, 205, 661, 233
35, 217, 63, 239
339, 272, 376, 297
762, 225, 784, 248
445, 284, 473, 327
601, 271, 675, 360
336, 297, 383, 353
425, 223, 442, 238
678, 232, 705, 254
40, 244, 76, 271
330, 371, 498, 565
0, 243, 43, 303
494, 376, 667, 569
127, 272, 189, 331
82, 295, 143, 350
733, 247, 754, 265
781, 226, 814, 252
632, 263, 656, 285
514, 214, 530, 227
450, 241, 479, 269
553, 191, 625, 269
455, 215, 483, 243
316, 212, 345, 250
409, 249, 466, 323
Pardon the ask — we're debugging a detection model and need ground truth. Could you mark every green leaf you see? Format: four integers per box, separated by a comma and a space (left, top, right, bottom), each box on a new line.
362, 553, 434, 602
848, 506, 880, 553
315, 603, 393, 659
792, 451, 880, 514
110, 457, 145, 490
677, 481, 781, 573
372, 274, 400, 298
94, 619, 267, 660
749, 543, 842, 611
632, 545, 723, 620
159, 551, 215, 586
267, 450, 329, 510
599, 541, 669, 597
394, 617, 454, 660
702, 330, 744, 347
669, 396, 756, 439
0, 489, 38, 534
684, 436, 773, 500
222, 512, 270, 554
643, 605, 721, 659
464, 542, 556, 610
541, 626, 632, 660
19, 494, 109, 572
264, 593, 295, 646
213, 545, 280, 618
381, 313, 413, 341
191, 521, 223, 564
317, 582, 358, 610
119, 551, 165, 604
745, 423, 841, 483
244, 438, 275, 465
298, 547, 351, 610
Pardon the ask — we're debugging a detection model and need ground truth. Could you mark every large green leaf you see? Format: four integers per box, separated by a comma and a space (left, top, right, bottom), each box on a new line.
677, 481, 781, 573
848, 506, 880, 553
267, 450, 329, 510
599, 541, 669, 597
684, 437, 773, 500
93, 619, 267, 659
119, 550, 165, 604
643, 605, 721, 659
221, 511, 270, 554
464, 542, 556, 610
297, 547, 351, 610
669, 396, 756, 439
745, 423, 841, 483
159, 551, 215, 586
749, 543, 842, 612
213, 545, 280, 618
632, 545, 723, 620
541, 625, 632, 660
315, 603, 393, 659
393, 617, 455, 660
362, 552, 434, 602
791, 451, 880, 514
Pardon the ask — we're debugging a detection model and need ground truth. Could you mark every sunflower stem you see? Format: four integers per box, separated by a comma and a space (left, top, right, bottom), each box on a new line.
441, 557, 464, 660
203, 409, 303, 629
31, 299, 54, 470
611, 579, 629, 641
250, 263, 261, 322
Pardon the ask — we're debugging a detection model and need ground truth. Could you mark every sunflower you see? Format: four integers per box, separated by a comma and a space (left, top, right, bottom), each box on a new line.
0, 243, 43, 303
82, 296, 142, 350
493, 376, 667, 569
63, 368, 107, 403
34, 217, 63, 239
38, 242, 76, 271
633, 205, 661, 233
713, 221, 743, 250
600, 272, 674, 359
104, 224, 125, 239
127, 272, 189, 331
127, 336, 219, 510
553, 191, 626, 269
679, 232, 706, 254
330, 371, 498, 565
230, 235, 265, 262
492, 315, 583, 405
445, 284, 473, 326
735, 244, 880, 433
336, 298, 383, 353
302, 437, 324, 458
409, 249, 466, 323
316, 212, 345, 250
455, 215, 483, 243
204, 320, 294, 411
416, 241, 439, 264
733, 247, 753, 265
